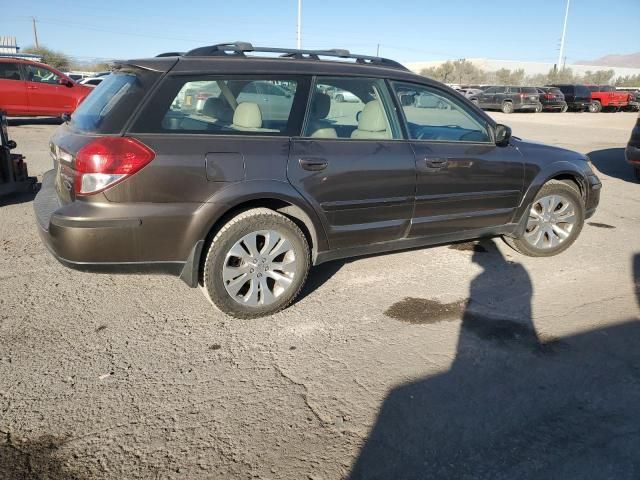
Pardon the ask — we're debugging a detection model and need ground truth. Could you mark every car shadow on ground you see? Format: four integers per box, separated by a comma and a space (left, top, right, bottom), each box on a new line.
349, 241, 640, 480
7, 117, 63, 127
588, 148, 636, 183
0, 433, 81, 479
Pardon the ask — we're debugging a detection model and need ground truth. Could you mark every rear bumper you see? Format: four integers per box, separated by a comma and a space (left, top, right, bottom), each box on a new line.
515, 103, 539, 111
541, 101, 567, 110
33, 169, 202, 285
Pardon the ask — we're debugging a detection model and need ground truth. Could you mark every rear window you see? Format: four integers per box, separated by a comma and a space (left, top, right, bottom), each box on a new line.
548, 88, 563, 94
521, 87, 538, 94
70, 68, 160, 134
575, 85, 591, 97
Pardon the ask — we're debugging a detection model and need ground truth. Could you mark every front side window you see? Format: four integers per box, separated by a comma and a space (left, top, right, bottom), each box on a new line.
0, 62, 22, 81
392, 82, 491, 143
25, 65, 59, 84
483, 87, 497, 94
302, 77, 399, 140
145, 77, 300, 135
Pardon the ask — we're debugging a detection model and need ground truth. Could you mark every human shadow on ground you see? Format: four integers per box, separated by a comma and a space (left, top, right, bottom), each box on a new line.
589, 148, 636, 183
0, 433, 81, 480
350, 240, 640, 480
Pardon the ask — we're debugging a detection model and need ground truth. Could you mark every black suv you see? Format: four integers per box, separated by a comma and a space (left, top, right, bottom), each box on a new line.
547, 84, 592, 111
34, 42, 602, 318
476, 86, 540, 113
536, 87, 568, 112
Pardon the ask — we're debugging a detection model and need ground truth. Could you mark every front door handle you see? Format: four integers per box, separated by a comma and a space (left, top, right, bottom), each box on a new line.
299, 158, 328, 171
424, 157, 449, 168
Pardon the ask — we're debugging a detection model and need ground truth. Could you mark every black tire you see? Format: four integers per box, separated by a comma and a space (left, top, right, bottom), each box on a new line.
635, 167, 640, 182
503, 180, 585, 257
471, 98, 479, 105
535, 102, 543, 113
589, 100, 602, 113
501, 101, 514, 114
560, 104, 568, 113
203, 208, 310, 319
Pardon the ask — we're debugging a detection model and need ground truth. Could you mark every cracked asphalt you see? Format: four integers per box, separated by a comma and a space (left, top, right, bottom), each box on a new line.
1, 112, 639, 479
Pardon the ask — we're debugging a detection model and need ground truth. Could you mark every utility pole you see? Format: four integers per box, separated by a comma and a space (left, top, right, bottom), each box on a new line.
296, 0, 302, 49
557, 0, 570, 70
32, 17, 39, 49
376, 44, 380, 57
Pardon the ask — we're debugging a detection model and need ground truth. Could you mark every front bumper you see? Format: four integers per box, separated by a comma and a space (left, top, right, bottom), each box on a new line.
33, 170, 195, 279
626, 145, 640, 166
585, 173, 602, 219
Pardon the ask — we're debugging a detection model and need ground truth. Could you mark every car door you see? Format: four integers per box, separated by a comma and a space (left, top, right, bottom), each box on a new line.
391, 81, 524, 238
478, 87, 496, 108
494, 86, 508, 108
24, 64, 77, 115
287, 76, 416, 250
0, 61, 29, 115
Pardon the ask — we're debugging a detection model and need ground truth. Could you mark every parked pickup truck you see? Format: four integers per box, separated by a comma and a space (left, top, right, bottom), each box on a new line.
587, 85, 629, 112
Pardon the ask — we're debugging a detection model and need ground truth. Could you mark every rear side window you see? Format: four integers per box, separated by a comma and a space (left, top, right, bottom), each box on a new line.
521, 87, 537, 94
575, 85, 591, 97
132, 76, 307, 136
0, 62, 21, 81
70, 68, 160, 134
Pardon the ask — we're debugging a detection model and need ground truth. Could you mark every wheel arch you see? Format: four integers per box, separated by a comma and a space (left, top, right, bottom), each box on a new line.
185, 181, 329, 287
511, 164, 588, 237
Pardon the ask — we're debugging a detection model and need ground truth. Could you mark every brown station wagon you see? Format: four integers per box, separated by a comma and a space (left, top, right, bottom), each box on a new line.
34, 42, 602, 318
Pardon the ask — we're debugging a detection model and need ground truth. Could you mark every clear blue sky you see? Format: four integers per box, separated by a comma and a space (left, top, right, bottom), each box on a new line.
1, 0, 639, 64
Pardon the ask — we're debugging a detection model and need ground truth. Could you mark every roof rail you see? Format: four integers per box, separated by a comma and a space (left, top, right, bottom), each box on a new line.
156, 51, 185, 57
183, 41, 408, 71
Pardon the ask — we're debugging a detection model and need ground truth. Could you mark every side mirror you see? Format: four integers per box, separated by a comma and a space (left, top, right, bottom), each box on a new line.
495, 124, 511, 146
59, 78, 73, 88
6, 140, 17, 150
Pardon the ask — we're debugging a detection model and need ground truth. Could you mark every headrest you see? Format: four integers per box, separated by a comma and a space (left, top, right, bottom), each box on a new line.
233, 102, 262, 129
202, 97, 233, 122
357, 101, 387, 132
310, 92, 331, 120
311, 127, 338, 139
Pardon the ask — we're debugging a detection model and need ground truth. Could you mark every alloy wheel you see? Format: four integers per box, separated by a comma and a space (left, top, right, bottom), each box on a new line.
222, 230, 297, 306
524, 194, 577, 249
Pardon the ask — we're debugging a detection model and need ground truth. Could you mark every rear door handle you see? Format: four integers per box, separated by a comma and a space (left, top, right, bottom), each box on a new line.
424, 157, 449, 168
299, 158, 328, 171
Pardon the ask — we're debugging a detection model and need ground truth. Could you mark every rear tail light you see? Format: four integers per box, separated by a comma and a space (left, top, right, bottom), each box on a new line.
74, 137, 155, 195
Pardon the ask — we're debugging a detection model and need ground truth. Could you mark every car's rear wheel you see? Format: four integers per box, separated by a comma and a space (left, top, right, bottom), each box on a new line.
535, 102, 543, 113
560, 105, 568, 113
503, 180, 584, 257
471, 98, 479, 105
501, 101, 514, 114
203, 208, 310, 319
589, 100, 602, 113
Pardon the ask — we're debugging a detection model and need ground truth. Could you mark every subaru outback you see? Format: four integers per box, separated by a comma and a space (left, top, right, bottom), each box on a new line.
34, 42, 602, 318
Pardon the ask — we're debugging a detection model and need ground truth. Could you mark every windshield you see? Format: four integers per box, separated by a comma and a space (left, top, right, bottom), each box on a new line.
70, 68, 159, 133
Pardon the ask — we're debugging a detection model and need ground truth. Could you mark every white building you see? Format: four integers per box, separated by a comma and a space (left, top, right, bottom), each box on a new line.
0, 36, 41, 61
406, 58, 640, 79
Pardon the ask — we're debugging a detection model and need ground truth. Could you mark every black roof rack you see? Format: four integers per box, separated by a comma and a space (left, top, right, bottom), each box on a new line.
182, 41, 408, 71
156, 51, 185, 57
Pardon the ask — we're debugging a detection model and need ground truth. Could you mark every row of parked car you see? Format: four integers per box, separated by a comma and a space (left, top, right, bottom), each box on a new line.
455, 84, 640, 114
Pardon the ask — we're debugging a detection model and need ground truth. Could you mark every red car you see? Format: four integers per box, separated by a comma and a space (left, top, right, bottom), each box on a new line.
0, 57, 92, 117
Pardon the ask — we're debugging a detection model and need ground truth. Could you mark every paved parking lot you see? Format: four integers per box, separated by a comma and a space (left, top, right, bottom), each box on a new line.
1, 112, 639, 479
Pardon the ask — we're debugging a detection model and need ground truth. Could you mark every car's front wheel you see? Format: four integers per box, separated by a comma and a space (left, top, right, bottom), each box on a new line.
560, 104, 568, 113
203, 208, 310, 318
504, 180, 584, 257
535, 102, 543, 113
589, 100, 602, 113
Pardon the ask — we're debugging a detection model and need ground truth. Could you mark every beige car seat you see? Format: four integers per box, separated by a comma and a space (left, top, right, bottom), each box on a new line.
350, 101, 391, 140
